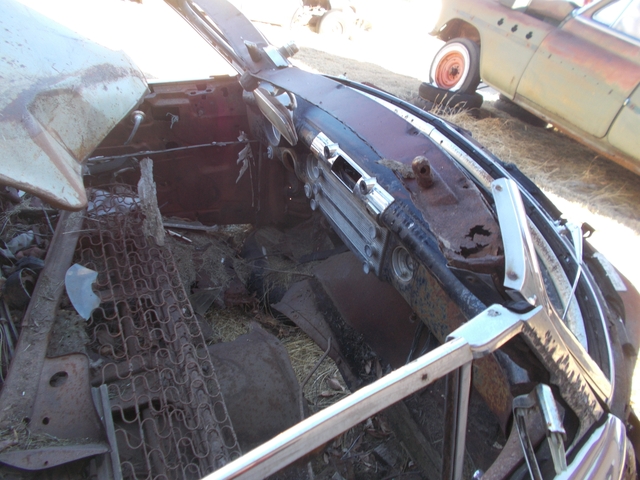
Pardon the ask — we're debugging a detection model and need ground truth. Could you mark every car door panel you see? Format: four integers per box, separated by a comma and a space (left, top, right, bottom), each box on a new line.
461, 2, 555, 97
517, 13, 640, 138
608, 84, 640, 161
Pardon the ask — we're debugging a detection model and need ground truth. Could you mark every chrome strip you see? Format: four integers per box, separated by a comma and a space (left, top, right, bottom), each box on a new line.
309, 131, 394, 216
492, 178, 545, 307
556, 415, 627, 480
491, 179, 611, 406
449, 362, 472, 480
203, 336, 474, 480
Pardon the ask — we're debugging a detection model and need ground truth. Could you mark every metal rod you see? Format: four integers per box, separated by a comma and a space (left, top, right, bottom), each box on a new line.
454, 362, 471, 480
442, 361, 472, 480
87, 141, 254, 164
203, 337, 473, 480
299, 338, 332, 421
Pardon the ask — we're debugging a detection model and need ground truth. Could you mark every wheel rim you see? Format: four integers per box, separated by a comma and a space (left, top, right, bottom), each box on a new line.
431, 44, 471, 92
435, 52, 466, 89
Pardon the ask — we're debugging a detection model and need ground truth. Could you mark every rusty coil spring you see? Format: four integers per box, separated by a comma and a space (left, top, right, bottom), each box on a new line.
77, 187, 240, 479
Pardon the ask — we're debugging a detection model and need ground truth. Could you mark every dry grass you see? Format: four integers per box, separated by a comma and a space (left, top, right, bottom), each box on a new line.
206, 307, 254, 343
206, 306, 349, 412
281, 331, 350, 412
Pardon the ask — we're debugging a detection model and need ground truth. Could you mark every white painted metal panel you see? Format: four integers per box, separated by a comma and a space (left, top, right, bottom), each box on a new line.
0, 0, 148, 209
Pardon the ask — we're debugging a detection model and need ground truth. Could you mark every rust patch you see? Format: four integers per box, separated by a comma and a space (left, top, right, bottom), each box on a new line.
411, 156, 434, 189
388, 263, 513, 431
377, 158, 414, 179
394, 154, 503, 274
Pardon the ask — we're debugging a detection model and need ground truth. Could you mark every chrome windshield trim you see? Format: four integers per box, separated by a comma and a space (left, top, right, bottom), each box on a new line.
491, 179, 611, 405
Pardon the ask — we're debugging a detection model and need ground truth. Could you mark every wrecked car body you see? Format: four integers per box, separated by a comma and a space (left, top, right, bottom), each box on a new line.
0, 0, 639, 479
426, 0, 640, 175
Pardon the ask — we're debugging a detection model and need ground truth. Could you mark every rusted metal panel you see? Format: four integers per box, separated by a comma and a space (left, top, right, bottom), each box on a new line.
608, 84, 640, 161
0, 444, 109, 471
0, 0, 147, 210
30, 355, 104, 441
207, 325, 304, 452
397, 155, 503, 273
312, 252, 417, 370
517, 17, 640, 138
386, 262, 513, 431
0, 209, 86, 431
91, 78, 292, 226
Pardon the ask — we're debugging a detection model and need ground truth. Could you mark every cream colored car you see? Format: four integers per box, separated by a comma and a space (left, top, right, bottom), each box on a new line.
428, 0, 640, 175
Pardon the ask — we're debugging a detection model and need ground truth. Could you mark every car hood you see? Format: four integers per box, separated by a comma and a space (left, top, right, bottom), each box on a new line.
164, 0, 292, 76
0, 0, 148, 210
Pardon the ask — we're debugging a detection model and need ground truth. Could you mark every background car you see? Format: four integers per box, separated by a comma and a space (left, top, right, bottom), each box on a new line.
228, 0, 367, 34
423, 0, 640, 176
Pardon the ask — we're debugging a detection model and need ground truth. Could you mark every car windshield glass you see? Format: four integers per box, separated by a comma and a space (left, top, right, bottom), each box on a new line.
615, 0, 640, 37
593, 0, 630, 24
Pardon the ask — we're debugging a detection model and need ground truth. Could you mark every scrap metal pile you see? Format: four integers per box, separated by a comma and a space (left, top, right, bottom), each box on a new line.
0, 0, 639, 479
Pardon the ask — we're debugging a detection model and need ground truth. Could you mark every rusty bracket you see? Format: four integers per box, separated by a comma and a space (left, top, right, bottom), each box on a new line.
0, 209, 86, 430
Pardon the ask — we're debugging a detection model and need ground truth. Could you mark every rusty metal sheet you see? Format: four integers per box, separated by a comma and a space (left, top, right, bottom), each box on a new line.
385, 262, 513, 431
0, 0, 147, 210
0, 444, 109, 471
30, 355, 104, 441
517, 18, 640, 139
0, 210, 85, 431
312, 252, 417, 370
608, 84, 640, 169
207, 325, 303, 452
398, 156, 503, 273
91, 78, 291, 227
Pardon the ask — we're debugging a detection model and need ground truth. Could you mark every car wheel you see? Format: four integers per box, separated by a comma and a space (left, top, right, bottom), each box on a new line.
419, 82, 483, 110
429, 38, 481, 94
317, 9, 349, 35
